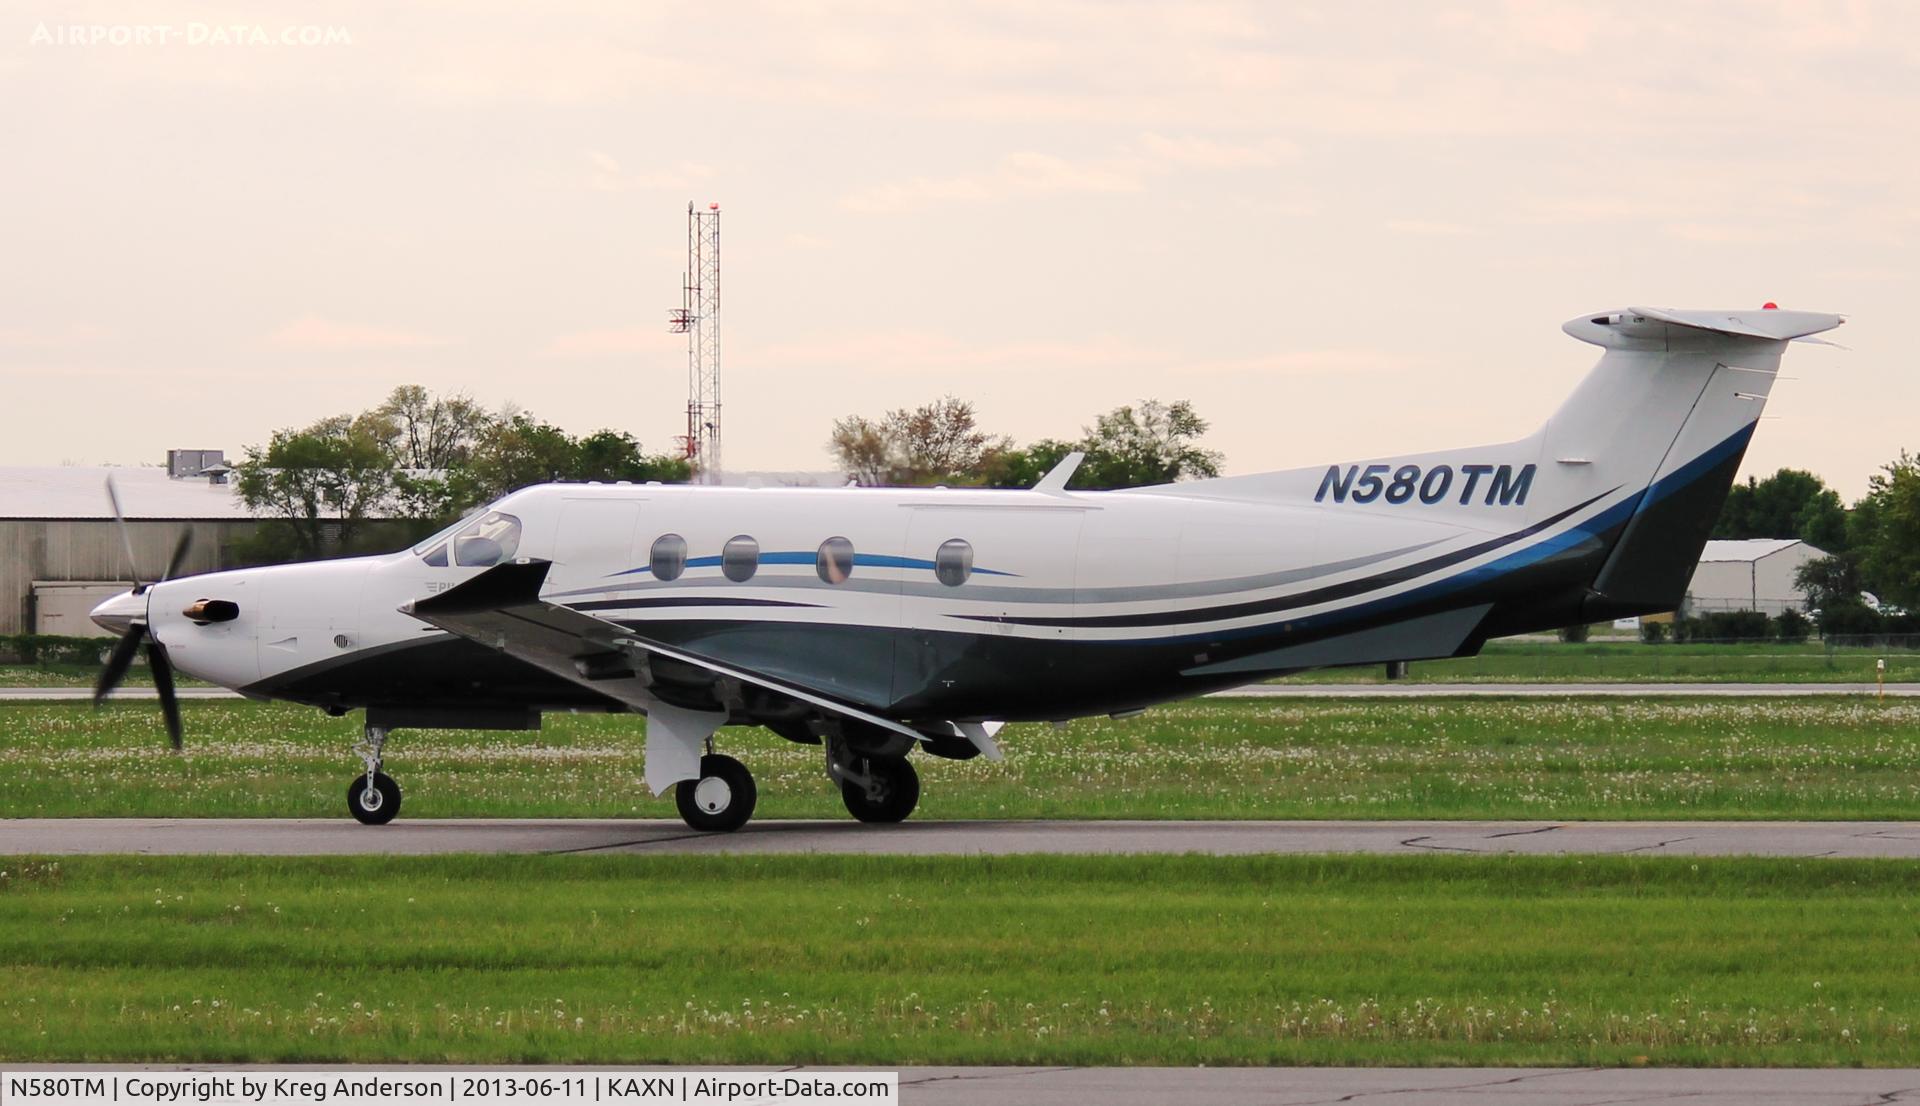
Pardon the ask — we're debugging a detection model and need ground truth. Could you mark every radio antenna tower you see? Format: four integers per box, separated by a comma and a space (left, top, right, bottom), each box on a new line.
668, 202, 722, 483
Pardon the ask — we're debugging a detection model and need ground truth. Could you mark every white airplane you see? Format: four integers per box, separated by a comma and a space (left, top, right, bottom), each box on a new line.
91, 305, 1843, 831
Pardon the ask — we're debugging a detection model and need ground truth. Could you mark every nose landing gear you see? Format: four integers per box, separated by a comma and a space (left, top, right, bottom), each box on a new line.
348, 724, 401, 825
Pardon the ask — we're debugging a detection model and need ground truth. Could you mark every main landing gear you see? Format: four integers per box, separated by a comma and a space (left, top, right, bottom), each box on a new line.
674, 753, 758, 832
665, 732, 924, 833
348, 724, 401, 825
826, 739, 921, 824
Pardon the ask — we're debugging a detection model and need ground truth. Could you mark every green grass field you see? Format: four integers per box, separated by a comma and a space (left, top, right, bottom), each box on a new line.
2, 853, 1917, 1066
6, 696, 1920, 820
1271, 639, 1920, 684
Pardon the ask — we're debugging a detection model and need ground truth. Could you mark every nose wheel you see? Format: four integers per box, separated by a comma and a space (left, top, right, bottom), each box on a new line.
348, 771, 401, 825
347, 724, 402, 825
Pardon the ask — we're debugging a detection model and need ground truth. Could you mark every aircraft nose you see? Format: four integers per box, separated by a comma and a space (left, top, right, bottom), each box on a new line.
90, 589, 147, 635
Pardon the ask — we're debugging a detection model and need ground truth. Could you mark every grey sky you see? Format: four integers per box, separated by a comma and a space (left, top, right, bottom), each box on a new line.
3, 1, 1915, 496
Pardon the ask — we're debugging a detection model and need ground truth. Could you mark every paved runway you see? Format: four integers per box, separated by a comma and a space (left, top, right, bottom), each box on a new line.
6, 681, 1916, 702
901, 1066, 1920, 1104
10, 817, 1920, 857
9, 1066, 1918, 1104
1215, 680, 1920, 697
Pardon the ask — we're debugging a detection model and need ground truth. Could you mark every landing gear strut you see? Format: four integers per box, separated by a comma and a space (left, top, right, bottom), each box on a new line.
827, 740, 920, 824
348, 724, 401, 825
675, 753, 757, 832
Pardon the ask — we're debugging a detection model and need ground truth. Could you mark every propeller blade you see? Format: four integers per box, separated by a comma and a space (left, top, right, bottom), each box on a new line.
105, 473, 144, 588
161, 530, 193, 583
148, 642, 183, 752
94, 622, 148, 705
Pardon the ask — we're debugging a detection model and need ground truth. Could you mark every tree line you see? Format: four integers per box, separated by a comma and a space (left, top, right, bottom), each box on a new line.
828, 395, 1223, 489
1709, 459, 1920, 633
229, 382, 1920, 637
234, 385, 689, 559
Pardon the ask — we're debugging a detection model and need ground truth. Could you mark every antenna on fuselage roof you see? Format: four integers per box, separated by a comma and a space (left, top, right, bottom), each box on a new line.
1032, 451, 1085, 495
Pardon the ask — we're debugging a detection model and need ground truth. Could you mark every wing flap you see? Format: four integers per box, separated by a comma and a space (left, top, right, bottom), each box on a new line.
402, 560, 928, 747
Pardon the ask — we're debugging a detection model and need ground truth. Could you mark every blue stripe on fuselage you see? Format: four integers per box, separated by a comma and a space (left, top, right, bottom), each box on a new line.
1119, 420, 1757, 646
610, 552, 1014, 577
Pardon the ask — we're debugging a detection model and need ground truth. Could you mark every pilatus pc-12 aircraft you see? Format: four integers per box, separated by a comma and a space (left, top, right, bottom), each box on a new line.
91, 305, 1842, 831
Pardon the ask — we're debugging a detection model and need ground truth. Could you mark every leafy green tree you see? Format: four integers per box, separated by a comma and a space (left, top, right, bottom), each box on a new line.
234, 414, 397, 557
451, 417, 690, 505
237, 386, 689, 560
1713, 468, 1848, 553
372, 385, 492, 470
978, 402, 1224, 490
1073, 400, 1223, 489
828, 396, 1009, 486
832, 396, 1222, 491
1794, 554, 1864, 613
1792, 552, 1885, 635
447, 413, 579, 507
1848, 451, 1920, 611
573, 430, 693, 484
979, 439, 1079, 488
1773, 608, 1812, 643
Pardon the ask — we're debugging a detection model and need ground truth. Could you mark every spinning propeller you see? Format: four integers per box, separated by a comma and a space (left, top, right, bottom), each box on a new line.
92, 475, 193, 751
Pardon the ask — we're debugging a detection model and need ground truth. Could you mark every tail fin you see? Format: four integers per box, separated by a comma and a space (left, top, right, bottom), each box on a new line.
1553, 306, 1843, 617
1149, 304, 1843, 626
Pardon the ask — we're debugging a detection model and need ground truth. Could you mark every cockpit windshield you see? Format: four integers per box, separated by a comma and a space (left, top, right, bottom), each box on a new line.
412, 511, 481, 557
416, 510, 523, 568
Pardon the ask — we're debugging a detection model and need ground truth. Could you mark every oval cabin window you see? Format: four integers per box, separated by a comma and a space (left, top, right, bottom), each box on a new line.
722, 535, 759, 582
934, 538, 973, 587
817, 537, 855, 584
650, 534, 687, 582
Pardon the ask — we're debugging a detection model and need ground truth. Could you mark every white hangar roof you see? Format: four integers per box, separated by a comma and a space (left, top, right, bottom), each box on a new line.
0, 466, 255, 520
1698, 538, 1813, 563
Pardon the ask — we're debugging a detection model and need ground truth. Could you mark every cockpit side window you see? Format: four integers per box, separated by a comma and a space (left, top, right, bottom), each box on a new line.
447, 511, 523, 567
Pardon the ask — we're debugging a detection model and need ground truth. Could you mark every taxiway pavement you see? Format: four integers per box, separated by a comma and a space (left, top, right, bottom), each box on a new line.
8, 818, 1920, 857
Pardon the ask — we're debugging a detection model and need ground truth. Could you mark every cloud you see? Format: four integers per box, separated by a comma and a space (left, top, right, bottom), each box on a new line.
747, 330, 1161, 374
1137, 132, 1294, 168
746, 330, 1406, 380
1171, 349, 1423, 375
842, 151, 1144, 213
1383, 219, 1473, 236
0, 325, 107, 349
268, 315, 453, 351
843, 130, 1296, 214
542, 327, 684, 358
584, 150, 714, 192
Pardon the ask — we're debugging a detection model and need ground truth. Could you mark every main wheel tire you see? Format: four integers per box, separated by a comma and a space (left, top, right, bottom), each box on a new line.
840, 755, 920, 824
675, 753, 757, 832
347, 771, 402, 825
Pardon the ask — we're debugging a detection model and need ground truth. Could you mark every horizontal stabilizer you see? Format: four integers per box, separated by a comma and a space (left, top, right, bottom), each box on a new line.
1628, 306, 1843, 341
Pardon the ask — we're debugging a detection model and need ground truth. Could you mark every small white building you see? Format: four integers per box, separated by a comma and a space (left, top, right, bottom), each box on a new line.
1685, 538, 1829, 616
0, 463, 259, 637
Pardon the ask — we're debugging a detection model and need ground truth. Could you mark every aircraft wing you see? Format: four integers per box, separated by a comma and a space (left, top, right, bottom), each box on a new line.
400, 560, 929, 790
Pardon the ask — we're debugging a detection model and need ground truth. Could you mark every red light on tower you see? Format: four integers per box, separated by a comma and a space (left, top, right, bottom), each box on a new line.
1762, 302, 1778, 310
709, 202, 720, 211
